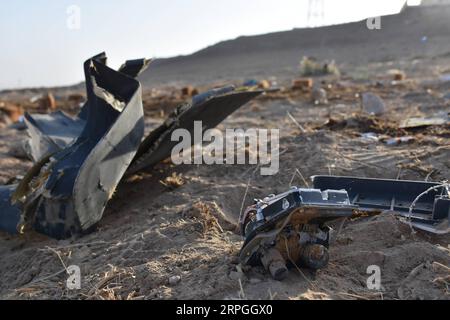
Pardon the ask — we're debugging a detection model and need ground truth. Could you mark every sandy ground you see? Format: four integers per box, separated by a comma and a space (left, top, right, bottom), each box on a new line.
0, 50, 449, 300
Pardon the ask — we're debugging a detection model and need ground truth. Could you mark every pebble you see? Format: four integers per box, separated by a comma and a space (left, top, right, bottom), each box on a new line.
361, 92, 386, 116
312, 87, 328, 104
169, 275, 181, 286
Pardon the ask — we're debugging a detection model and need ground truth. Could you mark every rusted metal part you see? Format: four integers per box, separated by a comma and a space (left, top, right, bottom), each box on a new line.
239, 187, 355, 279
260, 248, 288, 281
312, 175, 450, 234
299, 243, 329, 270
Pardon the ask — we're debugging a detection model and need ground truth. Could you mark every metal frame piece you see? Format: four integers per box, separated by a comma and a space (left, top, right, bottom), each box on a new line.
312, 175, 450, 234
239, 176, 450, 279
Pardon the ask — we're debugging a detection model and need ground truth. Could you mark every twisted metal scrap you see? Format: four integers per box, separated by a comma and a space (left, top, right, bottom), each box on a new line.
0, 53, 263, 239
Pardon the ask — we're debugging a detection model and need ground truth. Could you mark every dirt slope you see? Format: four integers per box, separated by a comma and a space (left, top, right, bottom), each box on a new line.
139, 5, 450, 87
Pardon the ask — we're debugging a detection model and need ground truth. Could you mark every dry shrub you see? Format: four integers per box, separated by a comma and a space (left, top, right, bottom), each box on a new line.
160, 172, 185, 189
300, 56, 340, 76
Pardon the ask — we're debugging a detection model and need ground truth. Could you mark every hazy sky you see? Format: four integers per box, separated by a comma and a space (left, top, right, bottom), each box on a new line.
0, 0, 415, 90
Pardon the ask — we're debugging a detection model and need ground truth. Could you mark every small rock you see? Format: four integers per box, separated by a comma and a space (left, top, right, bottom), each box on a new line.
388, 69, 406, 81
168, 275, 181, 286
361, 92, 385, 116
311, 87, 328, 104
394, 72, 405, 81
148, 288, 163, 299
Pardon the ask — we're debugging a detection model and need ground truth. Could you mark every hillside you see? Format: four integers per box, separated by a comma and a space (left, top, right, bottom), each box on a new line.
139, 5, 450, 87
